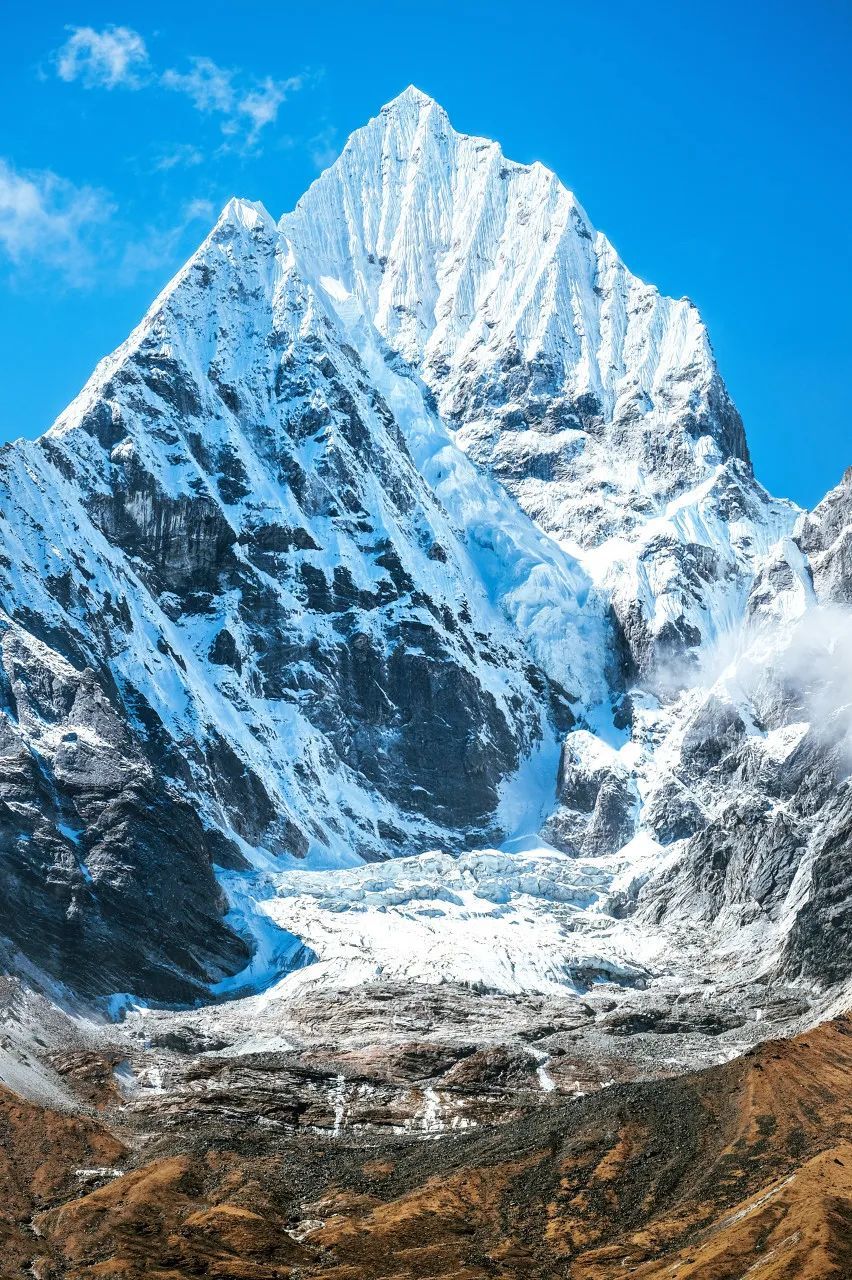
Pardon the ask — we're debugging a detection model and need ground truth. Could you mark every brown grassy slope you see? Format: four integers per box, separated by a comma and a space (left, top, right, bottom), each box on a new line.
0, 1083, 126, 1278
2, 1017, 852, 1279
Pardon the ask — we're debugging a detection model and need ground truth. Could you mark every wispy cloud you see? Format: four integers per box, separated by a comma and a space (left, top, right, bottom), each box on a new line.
117, 198, 217, 283
162, 58, 303, 147
0, 159, 114, 285
0, 158, 219, 291
161, 57, 233, 114
152, 143, 205, 172
238, 78, 293, 141
51, 25, 305, 151
309, 125, 339, 172
182, 197, 217, 223
56, 25, 149, 90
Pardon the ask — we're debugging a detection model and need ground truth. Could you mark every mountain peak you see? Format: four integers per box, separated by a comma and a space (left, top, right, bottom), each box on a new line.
380, 84, 441, 114
216, 197, 275, 234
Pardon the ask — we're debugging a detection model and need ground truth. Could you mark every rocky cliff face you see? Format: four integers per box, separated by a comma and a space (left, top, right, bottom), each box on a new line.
795, 465, 852, 603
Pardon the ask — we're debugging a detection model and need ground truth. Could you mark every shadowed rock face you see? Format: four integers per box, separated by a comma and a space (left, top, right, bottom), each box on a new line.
0, 625, 249, 999
4, 1016, 852, 1279
796, 465, 852, 603
542, 734, 638, 857
782, 787, 852, 985
634, 687, 852, 975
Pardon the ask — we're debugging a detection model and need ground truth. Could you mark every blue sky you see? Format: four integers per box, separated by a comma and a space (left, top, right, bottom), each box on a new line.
1, 1, 849, 507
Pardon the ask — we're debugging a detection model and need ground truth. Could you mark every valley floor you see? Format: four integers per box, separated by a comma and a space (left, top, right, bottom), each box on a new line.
3, 1013, 852, 1279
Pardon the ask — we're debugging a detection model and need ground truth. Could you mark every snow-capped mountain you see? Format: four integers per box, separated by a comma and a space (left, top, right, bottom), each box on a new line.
0, 87, 849, 1019
284, 86, 798, 676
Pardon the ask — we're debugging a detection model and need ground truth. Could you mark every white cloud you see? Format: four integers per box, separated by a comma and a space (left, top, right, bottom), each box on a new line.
309, 125, 339, 172
237, 77, 292, 139
52, 26, 307, 151
182, 197, 216, 223
56, 25, 149, 90
117, 198, 217, 283
161, 57, 233, 114
0, 159, 114, 285
153, 144, 204, 172
769, 603, 852, 743
162, 57, 302, 146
